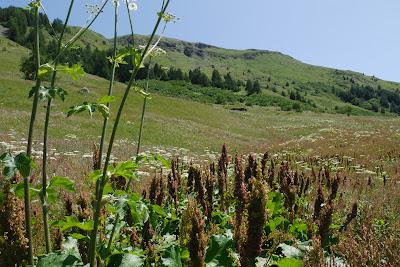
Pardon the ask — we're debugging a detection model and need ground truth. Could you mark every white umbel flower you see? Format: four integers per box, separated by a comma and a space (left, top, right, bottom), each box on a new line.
127, 0, 138, 11
112, 0, 120, 7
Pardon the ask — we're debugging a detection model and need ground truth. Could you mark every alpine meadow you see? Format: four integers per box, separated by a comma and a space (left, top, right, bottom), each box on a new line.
0, 1, 399, 266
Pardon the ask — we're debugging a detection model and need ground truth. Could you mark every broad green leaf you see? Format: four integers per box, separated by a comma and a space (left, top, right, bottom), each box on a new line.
37, 237, 82, 267
88, 170, 103, 182
49, 176, 75, 192
161, 245, 182, 267
11, 182, 40, 199
129, 201, 149, 226
205, 234, 235, 266
107, 253, 144, 267
46, 187, 57, 203
112, 161, 137, 179
58, 64, 85, 80
55, 216, 94, 232
267, 191, 285, 216
38, 63, 55, 79
152, 204, 167, 217
0, 152, 35, 178
69, 233, 88, 240
152, 154, 171, 169
134, 51, 145, 69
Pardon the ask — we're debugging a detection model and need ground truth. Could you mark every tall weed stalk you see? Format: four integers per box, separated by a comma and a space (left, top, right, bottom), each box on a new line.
40, 0, 75, 253
98, 2, 119, 170
24, 2, 42, 263
88, 1, 171, 265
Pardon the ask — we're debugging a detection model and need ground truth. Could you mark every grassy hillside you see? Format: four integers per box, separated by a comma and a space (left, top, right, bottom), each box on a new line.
1, 6, 400, 115
1, 36, 400, 157
117, 34, 400, 114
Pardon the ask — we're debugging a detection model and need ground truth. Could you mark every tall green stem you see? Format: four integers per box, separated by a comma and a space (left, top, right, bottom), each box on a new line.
88, 2, 170, 266
98, 4, 119, 171
24, 2, 42, 263
125, 0, 135, 47
126, 58, 152, 191
136, 57, 152, 157
40, 0, 75, 253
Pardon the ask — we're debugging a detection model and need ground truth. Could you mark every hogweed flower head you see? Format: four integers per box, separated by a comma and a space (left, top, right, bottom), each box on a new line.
160, 11, 180, 23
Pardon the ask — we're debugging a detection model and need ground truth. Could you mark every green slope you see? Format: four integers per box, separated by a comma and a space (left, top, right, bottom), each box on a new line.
1, 6, 400, 115
2, 35, 399, 155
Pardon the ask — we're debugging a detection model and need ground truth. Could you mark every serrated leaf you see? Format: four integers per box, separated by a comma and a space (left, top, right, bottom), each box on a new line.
58, 64, 85, 80
67, 102, 109, 119
38, 63, 55, 79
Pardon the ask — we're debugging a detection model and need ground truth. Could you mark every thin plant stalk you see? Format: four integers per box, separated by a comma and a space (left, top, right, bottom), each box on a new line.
98, 3, 119, 170
102, 5, 120, 251
107, 2, 134, 248
125, 0, 135, 47
40, 0, 75, 253
88, 1, 170, 265
125, 57, 152, 191
24, 2, 41, 263
136, 57, 152, 157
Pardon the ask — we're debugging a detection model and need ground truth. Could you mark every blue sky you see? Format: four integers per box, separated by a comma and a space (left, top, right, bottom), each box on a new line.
2, 0, 400, 82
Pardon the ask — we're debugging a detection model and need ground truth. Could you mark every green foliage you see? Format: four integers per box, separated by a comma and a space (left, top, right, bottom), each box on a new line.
36, 238, 83, 267
67, 101, 110, 119
161, 245, 183, 267
205, 233, 236, 266
29, 86, 67, 102
49, 176, 75, 192
55, 216, 94, 232
107, 253, 145, 267
0, 152, 35, 178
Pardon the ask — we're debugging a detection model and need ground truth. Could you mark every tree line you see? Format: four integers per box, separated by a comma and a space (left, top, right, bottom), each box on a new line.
335, 84, 400, 114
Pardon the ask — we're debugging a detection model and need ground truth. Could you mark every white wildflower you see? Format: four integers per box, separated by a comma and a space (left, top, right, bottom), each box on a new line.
127, 0, 138, 11
112, 0, 120, 7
